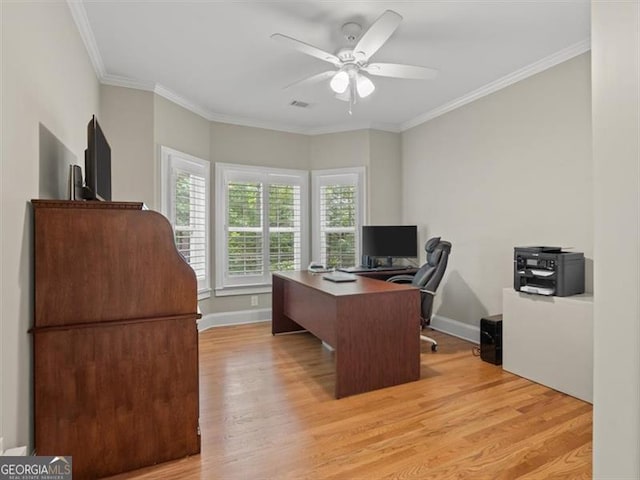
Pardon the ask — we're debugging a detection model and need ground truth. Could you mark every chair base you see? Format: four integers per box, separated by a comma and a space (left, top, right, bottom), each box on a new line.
420, 334, 438, 352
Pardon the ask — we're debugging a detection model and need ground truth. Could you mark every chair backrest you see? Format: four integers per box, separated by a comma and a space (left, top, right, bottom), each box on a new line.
411, 237, 451, 289
411, 237, 452, 321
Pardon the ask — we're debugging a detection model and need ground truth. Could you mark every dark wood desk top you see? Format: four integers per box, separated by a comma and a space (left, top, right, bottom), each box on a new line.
272, 270, 417, 297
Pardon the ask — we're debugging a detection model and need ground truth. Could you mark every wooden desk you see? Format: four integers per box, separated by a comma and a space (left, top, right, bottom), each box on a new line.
272, 271, 420, 398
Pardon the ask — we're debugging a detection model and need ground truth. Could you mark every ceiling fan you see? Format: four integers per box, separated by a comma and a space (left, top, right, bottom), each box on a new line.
271, 10, 439, 114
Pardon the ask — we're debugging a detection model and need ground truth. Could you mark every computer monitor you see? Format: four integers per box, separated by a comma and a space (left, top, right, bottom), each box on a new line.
361, 225, 418, 259
83, 115, 111, 201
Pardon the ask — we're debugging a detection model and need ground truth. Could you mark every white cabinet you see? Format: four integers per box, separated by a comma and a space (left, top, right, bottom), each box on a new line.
502, 287, 593, 403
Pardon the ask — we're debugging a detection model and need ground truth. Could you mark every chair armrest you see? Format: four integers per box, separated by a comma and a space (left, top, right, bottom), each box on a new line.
386, 275, 415, 283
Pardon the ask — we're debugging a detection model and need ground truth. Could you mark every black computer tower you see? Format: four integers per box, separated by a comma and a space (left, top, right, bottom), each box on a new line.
480, 315, 502, 365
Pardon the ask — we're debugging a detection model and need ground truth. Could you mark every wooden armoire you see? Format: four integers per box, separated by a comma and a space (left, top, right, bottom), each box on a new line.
31, 200, 201, 479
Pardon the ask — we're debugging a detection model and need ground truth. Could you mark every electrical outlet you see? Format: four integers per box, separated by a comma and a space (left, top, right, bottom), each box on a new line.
251, 295, 259, 307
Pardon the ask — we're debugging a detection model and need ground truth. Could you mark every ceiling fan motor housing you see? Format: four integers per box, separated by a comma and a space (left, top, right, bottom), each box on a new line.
336, 48, 358, 64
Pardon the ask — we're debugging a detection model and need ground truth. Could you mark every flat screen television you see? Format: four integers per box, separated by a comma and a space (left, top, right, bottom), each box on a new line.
83, 115, 111, 201
362, 225, 418, 259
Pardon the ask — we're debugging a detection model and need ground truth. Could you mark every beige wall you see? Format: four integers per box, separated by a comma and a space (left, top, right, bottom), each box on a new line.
309, 130, 369, 170
154, 95, 211, 163
211, 122, 309, 169
368, 130, 402, 224
100, 86, 155, 207
309, 129, 403, 225
1, 0, 100, 449
401, 53, 592, 326
592, 3, 640, 476
153, 94, 211, 215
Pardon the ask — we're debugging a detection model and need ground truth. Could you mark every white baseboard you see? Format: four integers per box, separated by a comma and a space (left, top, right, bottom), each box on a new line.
0, 437, 27, 456
197, 309, 480, 345
1, 446, 27, 456
430, 314, 480, 344
198, 308, 271, 331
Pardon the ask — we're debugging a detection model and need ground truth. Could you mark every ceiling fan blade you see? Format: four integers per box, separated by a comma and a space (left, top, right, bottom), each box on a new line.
364, 63, 439, 80
271, 33, 342, 66
353, 10, 402, 61
284, 70, 337, 89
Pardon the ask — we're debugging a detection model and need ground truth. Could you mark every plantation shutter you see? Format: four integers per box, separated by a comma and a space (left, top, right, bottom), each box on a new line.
312, 168, 365, 270
160, 146, 211, 298
319, 184, 357, 268
173, 169, 207, 279
227, 181, 264, 278
269, 183, 302, 271
216, 164, 309, 292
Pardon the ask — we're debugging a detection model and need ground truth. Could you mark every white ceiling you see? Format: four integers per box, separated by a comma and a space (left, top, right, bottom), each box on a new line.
76, 1, 590, 134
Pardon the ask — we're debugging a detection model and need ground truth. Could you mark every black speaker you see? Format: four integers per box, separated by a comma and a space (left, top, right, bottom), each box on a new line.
362, 255, 374, 268
480, 314, 503, 365
68, 164, 84, 200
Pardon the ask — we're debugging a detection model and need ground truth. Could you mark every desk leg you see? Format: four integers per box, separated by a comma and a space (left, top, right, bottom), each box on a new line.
271, 275, 305, 335
335, 290, 420, 398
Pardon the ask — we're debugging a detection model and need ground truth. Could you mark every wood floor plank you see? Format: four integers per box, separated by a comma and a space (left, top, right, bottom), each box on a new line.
107, 322, 592, 479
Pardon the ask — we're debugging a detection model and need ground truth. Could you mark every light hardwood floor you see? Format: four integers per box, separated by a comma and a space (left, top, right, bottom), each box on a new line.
111, 322, 592, 479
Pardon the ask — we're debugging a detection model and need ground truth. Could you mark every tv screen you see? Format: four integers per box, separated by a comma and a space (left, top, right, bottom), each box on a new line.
362, 225, 418, 258
84, 115, 111, 201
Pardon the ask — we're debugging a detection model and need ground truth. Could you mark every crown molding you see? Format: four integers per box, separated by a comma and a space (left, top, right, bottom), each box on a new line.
100, 74, 311, 134
370, 122, 402, 133
305, 121, 400, 136
66, 0, 105, 78
95, 38, 591, 136
99, 74, 398, 135
66, 0, 590, 137
200, 107, 309, 135
153, 84, 218, 123
401, 38, 591, 131
101, 73, 155, 92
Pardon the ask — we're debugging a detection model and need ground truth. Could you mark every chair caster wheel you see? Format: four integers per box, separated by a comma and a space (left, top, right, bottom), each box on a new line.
431, 344, 438, 352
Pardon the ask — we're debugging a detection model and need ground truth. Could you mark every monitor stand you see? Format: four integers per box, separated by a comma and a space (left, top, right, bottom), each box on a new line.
385, 257, 393, 267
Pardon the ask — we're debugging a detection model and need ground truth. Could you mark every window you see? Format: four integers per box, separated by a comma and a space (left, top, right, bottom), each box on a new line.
160, 147, 210, 299
312, 168, 366, 269
215, 163, 308, 295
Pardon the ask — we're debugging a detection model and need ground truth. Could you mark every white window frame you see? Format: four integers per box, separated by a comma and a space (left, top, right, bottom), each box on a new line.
215, 162, 309, 296
311, 167, 366, 267
160, 146, 211, 300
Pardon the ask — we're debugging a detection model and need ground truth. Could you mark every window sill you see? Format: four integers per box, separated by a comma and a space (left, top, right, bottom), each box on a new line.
214, 285, 272, 297
198, 288, 212, 301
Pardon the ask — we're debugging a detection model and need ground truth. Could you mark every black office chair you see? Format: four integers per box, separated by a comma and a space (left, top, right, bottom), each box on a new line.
387, 237, 452, 352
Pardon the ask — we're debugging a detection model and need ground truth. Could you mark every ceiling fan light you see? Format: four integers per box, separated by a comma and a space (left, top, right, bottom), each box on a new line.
330, 71, 349, 94
356, 74, 375, 98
